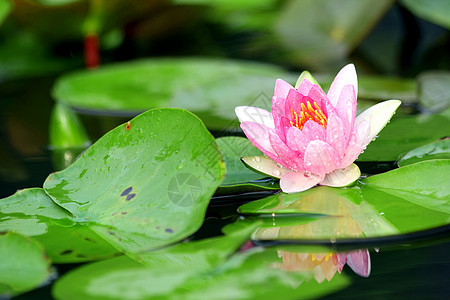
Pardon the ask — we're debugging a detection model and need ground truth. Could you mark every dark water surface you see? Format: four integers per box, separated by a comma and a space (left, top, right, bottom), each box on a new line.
1, 77, 449, 299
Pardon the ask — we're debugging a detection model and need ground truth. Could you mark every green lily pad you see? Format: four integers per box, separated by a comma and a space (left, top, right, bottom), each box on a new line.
43, 108, 226, 253
53, 246, 349, 300
398, 139, 450, 167
0, 232, 52, 297
52, 57, 296, 130
417, 71, 450, 111
0, 188, 119, 263
215, 136, 279, 194
361, 159, 450, 213
401, 0, 450, 29
358, 112, 450, 161
237, 160, 449, 241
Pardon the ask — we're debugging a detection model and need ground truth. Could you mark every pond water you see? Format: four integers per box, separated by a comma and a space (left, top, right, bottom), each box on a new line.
1, 76, 449, 299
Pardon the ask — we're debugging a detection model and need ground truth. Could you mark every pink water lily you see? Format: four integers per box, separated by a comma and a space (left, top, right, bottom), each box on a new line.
235, 64, 401, 193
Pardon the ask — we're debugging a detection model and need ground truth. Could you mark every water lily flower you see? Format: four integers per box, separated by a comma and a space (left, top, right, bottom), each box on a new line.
235, 64, 401, 193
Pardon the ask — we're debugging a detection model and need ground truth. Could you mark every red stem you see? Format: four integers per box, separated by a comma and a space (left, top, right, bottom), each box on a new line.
84, 34, 100, 69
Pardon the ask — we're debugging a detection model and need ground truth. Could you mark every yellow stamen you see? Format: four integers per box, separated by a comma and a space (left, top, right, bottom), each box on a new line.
289, 100, 328, 131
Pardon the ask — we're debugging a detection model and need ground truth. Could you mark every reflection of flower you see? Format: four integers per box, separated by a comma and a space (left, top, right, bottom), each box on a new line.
276, 249, 370, 283
236, 64, 401, 193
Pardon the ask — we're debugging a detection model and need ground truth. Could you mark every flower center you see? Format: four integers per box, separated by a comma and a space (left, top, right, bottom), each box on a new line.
290, 100, 327, 130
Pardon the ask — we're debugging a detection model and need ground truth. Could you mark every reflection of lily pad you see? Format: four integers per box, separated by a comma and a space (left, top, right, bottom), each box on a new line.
43, 108, 226, 253
0, 232, 52, 297
238, 160, 449, 241
54, 245, 349, 300
0, 188, 119, 263
52, 57, 296, 130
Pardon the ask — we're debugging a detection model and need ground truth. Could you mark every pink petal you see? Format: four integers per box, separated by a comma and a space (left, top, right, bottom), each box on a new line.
307, 84, 328, 109
304, 140, 339, 175
269, 131, 304, 170
240, 122, 282, 164
302, 120, 327, 142
335, 84, 357, 139
296, 79, 314, 95
326, 113, 346, 157
285, 89, 303, 117
327, 64, 358, 107
346, 249, 371, 277
279, 171, 323, 193
274, 79, 294, 99
285, 126, 311, 156
272, 112, 290, 143
339, 121, 370, 167
272, 96, 287, 116
235, 106, 275, 128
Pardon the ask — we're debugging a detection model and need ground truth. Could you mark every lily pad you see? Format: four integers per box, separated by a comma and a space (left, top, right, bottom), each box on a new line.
237, 160, 449, 242
43, 108, 226, 253
401, 0, 450, 29
0, 188, 119, 263
53, 246, 349, 300
397, 139, 450, 167
215, 136, 279, 194
358, 112, 450, 161
0, 232, 52, 297
51, 57, 296, 130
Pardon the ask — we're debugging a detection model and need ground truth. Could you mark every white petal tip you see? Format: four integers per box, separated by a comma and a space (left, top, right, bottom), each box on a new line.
320, 164, 361, 187
355, 99, 402, 140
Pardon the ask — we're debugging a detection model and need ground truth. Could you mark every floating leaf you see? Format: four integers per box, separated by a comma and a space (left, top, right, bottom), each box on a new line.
215, 136, 279, 194
358, 112, 450, 161
52, 57, 296, 130
398, 139, 450, 167
0, 188, 119, 263
43, 108, 226, 253
417, 71, 450, 111
0, 232, 52, 297
361, 159, 450, 213
401, 0, 450, 29
53, 246, 349, 300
